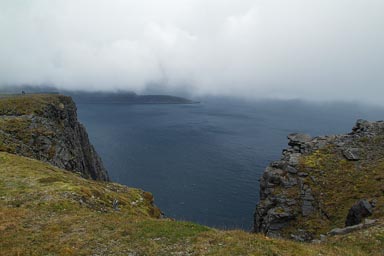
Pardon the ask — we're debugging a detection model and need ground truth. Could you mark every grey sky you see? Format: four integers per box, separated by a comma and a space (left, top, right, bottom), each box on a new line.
0, 0, 383, 104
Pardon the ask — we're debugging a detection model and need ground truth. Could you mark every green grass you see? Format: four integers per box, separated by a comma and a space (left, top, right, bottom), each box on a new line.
1, 152, 383, 255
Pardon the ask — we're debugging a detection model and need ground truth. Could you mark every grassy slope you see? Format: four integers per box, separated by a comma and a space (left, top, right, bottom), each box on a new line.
1, 152, 383, 256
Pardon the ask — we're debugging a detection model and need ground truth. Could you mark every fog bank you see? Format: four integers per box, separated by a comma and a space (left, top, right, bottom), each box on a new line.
1, 0, 383, 104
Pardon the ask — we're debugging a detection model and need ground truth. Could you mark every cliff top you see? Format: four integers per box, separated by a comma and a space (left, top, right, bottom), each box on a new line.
0, 93, 109, 180
1, 151, 383, 255
0, 94, 72, 116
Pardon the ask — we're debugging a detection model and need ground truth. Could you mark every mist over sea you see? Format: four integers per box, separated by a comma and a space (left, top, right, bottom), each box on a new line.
75, 97, 384, 230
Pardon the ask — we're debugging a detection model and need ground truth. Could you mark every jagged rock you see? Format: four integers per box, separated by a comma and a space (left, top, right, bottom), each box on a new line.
271, 160, 286, 169
345, 199, 374, 226
343, 148, 361, 161
264, 207, 295, 236
262, 167, 284, 185
351, 119, 371, 133
288, 133, 312, 146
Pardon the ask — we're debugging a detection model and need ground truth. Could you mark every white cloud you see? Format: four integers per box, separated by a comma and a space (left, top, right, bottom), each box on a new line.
0, 0, 383, 104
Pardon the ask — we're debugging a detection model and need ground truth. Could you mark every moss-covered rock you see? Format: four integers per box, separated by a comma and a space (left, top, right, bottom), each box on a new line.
255, 120, 384, 241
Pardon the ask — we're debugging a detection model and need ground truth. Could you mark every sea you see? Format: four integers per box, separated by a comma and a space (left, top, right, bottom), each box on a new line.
75, 97, 384, 230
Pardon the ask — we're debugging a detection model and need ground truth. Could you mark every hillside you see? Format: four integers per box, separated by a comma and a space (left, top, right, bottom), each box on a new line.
0, 94, 383, 255
1, 152, 383, 255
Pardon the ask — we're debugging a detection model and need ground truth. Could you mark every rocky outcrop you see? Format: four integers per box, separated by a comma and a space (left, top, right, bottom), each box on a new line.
0, 94, 109, 181
254, 120, 384, 240
345, 199, 375, 226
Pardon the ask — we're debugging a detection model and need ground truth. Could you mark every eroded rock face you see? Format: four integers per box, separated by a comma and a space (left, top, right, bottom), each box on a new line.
0, 95, 109, 181
254, 120, 384, 240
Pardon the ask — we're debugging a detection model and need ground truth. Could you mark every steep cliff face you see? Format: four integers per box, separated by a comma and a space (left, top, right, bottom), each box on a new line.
254, 120, 384, 241
0, 94, 109, 181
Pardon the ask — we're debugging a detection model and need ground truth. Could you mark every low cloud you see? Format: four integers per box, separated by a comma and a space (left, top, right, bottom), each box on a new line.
0, 0, 383, 104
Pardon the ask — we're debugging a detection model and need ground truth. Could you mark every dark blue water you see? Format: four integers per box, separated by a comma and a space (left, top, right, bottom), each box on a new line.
76, 98, 384, 230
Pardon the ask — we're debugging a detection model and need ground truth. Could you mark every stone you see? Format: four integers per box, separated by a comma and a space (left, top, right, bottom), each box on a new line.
328, 219, 377, 236
113, 199, 120, 211
287, 133, 312, 147
345, 199, 374, 226
302, 192, 314, 201
271, 161, 286, 169
288, 153, 301, 166
302, 200, 314, 217
281, 177, 298, 188
300, 187, 315, 217
343, 148, 361, 161
298, 172, 308, 177
286, 199, 297, 206
286, 165, 298, 174
262, 167, 284, 185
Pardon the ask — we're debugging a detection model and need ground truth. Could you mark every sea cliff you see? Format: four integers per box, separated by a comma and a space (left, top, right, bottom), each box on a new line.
254, 120, 384, 241
0, 94, 108, 180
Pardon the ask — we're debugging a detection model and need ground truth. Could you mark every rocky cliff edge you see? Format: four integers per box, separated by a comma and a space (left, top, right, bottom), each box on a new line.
254, 120, 384, 241
0, 94, 109, 181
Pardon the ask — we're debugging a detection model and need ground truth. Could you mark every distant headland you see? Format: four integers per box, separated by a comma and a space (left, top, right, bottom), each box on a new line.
0, 86, 199, 104
69, 92, 199, 105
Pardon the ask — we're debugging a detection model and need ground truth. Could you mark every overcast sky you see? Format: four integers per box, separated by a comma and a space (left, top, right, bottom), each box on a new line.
1, 0, 383, 103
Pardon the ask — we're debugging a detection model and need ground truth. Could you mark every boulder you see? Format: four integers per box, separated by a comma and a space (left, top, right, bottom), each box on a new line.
287, 133, 312, 146
343, 148, 361, 161
345, 199, 374, 226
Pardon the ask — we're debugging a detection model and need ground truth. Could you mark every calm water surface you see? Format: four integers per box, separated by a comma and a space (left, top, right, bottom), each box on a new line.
76, 98, 384, 229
